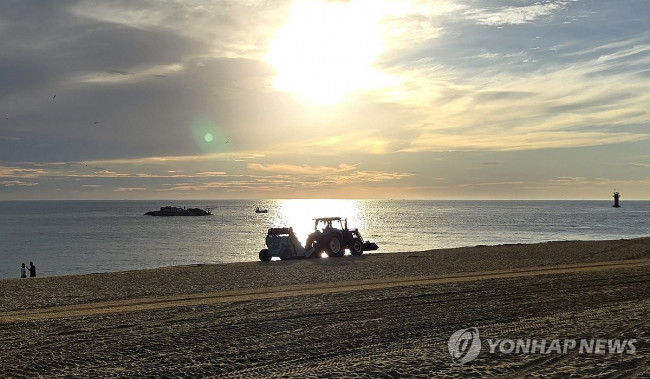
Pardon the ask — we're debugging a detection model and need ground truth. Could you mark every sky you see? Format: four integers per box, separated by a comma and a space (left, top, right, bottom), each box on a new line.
1, 0, 649, 200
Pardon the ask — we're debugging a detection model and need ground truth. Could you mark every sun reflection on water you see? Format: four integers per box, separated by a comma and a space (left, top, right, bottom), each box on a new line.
269, 199, 367, 246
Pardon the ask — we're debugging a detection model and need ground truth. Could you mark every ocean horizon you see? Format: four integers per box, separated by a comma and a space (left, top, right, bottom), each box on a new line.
2, 199, 649, 279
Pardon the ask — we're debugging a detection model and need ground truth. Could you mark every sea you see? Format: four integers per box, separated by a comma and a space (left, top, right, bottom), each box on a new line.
1, 199, 649, 279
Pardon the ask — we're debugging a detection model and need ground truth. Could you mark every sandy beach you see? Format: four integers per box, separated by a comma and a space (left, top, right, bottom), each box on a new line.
1, 238, 649, 377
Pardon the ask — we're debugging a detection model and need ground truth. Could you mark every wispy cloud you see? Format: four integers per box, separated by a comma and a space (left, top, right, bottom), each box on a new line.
115, 187, 148, 192
464, 1, 573, 26
0, 167, 48, 178
0, 180, 38, 187
247, 163, 356, 175
247, 162, 413, 186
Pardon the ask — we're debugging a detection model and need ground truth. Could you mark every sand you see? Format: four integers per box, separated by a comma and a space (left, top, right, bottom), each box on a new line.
1, 237, 649, 377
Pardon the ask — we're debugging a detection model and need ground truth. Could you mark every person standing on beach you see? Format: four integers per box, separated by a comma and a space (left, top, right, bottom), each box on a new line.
29, 262, 36, 277
20, 263, 27, 278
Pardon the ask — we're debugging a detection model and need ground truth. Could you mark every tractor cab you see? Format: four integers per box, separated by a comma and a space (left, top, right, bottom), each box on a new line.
314, 217, 345, 232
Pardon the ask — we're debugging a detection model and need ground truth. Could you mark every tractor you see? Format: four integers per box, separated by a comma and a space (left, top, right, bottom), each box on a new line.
258, 217, 378, 261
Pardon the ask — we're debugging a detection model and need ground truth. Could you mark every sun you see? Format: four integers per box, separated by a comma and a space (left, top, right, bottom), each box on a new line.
266, 0, 390, 105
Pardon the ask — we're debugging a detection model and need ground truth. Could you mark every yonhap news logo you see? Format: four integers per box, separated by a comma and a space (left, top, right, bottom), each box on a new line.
448, 327, 637, 366
448, 327, 482, 365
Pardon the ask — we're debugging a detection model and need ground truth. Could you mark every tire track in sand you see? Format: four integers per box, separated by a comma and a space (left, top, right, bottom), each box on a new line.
2, 258, 649, 323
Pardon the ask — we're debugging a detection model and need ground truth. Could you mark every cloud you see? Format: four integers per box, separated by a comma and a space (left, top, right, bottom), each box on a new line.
68, 0, 288, 59
0, 166, 47, 178
408, 131, 648, 152
106, 70, 133, 76
460, 181, 527, 188
0, 180, 38, 187
115, 187, 147, 192
383, 28, 650, 152
247, 163, 356, 175
464, 1, 573, 26
341, 170, 414, 183
196, 171, 227, 177
246, 162, 413, 190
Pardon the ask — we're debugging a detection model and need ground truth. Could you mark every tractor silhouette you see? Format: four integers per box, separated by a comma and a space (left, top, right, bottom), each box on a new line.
259, 217, 378, 261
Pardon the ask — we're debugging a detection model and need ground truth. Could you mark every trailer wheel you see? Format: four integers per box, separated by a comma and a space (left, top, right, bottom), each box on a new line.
279, 247, 293, 260
259, 249, 271, 261
326, 236, 343, 257
350, 239, 364, 255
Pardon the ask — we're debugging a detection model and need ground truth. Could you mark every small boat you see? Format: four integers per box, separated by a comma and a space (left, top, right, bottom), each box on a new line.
255, 207, 268, 213
145, 206, 212, 216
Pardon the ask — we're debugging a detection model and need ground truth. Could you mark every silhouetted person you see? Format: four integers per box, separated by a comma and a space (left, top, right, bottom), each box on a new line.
29, 262, 36, 277
20, 263, 27, 278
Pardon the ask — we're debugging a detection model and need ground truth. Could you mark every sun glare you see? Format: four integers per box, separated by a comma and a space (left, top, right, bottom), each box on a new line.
266, 0, 390, 105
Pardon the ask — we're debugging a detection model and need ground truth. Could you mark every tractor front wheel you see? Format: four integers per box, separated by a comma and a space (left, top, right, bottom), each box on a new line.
350, 239, 364, 255
326, 236, 344, 257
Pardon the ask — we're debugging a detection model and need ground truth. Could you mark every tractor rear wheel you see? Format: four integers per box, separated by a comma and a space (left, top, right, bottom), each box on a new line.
350, 239, 364, 255
259, 249, 271, 261
326, 236, 343, 257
